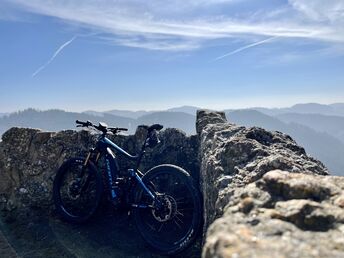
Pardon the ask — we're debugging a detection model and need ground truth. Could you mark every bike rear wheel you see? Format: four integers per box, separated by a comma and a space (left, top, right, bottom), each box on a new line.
132, 165, 202, 255
53, 157, 103, 223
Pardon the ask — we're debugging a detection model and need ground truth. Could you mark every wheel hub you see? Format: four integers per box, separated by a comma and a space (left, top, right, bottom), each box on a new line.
152, 195, 177, 222
68, 179, 81, 200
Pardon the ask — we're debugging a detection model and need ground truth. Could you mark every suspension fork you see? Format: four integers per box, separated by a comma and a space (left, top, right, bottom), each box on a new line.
79, 150, 100, 193
83, 148, 100, 166
83, 152, 91, 166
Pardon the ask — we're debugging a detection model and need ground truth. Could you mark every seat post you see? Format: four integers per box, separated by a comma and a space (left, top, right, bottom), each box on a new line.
135, 134, 149, 169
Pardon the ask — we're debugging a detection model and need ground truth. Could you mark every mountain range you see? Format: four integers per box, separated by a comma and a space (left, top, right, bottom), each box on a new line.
250, 103, 344, 117
1, 103, 344, 176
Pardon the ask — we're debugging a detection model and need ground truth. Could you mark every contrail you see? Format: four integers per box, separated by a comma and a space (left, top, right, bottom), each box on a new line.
32, 36, 77, 77
213, 36, 279, 61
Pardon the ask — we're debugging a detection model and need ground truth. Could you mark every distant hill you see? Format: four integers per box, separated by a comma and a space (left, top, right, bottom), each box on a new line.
86, 105, 201, 119
227, 110, 344, 176
329, 103, 344, 115
252, 103, 344, 117
167, 106, 201, 115
137, 111, 196, 135
277, 113, 344, 143
331, 103, 344, 109
82, 110, 105, 117
105, 110, 153, 119
227, 110, 286, 129
287, 103, 338, 115
0, 109, 135, 136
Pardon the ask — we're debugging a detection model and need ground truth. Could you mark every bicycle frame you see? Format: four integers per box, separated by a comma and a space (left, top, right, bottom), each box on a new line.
89, 134, 157, 207
55, 121, 200, 255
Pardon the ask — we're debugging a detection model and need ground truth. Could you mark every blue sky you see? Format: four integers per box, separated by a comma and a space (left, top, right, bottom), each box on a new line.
1, 0, 344, 112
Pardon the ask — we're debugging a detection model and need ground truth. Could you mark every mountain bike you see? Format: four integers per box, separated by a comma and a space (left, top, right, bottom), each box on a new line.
52, 120, 202, 255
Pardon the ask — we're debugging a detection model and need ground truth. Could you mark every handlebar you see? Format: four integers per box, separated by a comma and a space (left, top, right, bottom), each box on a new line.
76, 120, 92, 127
75, 120, 128, 134
76, 120, 163, 135
110, 127, 128, 132
76, 120, 163, 166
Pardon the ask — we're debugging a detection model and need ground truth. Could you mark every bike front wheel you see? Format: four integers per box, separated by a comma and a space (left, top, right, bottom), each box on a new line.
132, 164, 202, 255
53, 157, 103, 223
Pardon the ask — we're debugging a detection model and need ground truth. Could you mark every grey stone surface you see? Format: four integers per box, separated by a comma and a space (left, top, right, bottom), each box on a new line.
197, 110, 329, 233
203, 170, 344, 258
197, 111, 344, 258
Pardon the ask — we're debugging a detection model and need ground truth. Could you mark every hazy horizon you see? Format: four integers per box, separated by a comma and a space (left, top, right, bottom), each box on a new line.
1, 101, 344, 114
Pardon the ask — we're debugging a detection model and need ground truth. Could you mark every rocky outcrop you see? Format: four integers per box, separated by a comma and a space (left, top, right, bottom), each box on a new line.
203, 170, 344, 258
0, 127, 199, 218
196, 111, 344, 258
197, 110, 328, 232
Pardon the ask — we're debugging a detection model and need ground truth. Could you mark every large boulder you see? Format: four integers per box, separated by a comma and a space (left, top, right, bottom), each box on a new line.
197, 110, 329, 233
203, 170, 344, 258
196, 110, 344, 258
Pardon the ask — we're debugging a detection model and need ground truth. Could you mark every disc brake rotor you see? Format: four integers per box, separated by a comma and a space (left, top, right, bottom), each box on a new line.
152, 195, 177, 222
67, 179, 82, 200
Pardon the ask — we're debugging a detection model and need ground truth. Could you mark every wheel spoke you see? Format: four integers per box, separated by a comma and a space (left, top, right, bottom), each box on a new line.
173, 218, 182, 229
158, 222, 166, 232
133, 167, 201, 254
54, 158, 101, 222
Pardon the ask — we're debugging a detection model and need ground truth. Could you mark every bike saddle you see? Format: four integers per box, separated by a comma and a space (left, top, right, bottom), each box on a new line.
98, 122, 108, 130
138, 124, 164, 132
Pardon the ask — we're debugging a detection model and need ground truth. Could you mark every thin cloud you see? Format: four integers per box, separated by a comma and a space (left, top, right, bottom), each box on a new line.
32, 36, 76, 77
289, 0, 344, 23
213, 36, 278, 61
6, 0, 344, 51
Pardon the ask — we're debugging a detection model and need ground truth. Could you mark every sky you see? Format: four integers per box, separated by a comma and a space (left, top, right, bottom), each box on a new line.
0, 0, 344, 112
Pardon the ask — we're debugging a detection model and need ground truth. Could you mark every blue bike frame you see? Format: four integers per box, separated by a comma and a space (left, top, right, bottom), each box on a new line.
97, 136, 156, 206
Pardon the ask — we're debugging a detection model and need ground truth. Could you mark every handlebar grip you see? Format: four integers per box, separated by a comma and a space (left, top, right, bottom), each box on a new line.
76, 120, 93, 127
